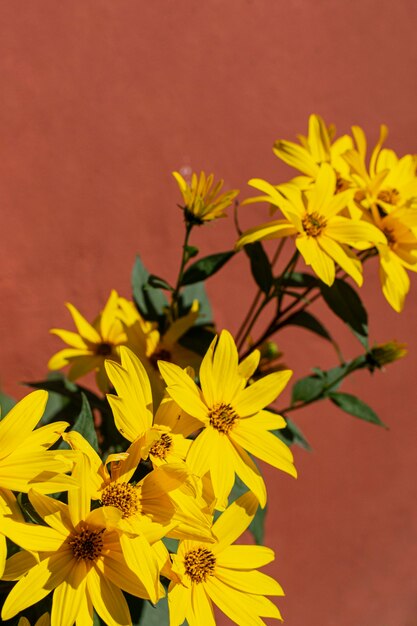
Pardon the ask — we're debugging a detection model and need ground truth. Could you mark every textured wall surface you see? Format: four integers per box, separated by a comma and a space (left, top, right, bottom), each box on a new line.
1, 2, 417, 624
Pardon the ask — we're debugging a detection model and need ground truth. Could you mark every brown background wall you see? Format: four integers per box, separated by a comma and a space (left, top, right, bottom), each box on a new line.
1, 1, 417, 624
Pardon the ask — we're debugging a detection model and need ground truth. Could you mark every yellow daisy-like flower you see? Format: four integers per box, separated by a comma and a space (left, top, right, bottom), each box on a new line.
158, 329, 296, 509
271, 113, 353, 191
62, 429, 213, 543
173, 171, 239, 224
117, 297, 202, 405
105, 346, 194, 465
342, 124, 417, 220
237, 164, 386, 286
48, 290, 128, 393
0, 389, 74, 577
168, 492, 284, 626
1, 456, 165, 625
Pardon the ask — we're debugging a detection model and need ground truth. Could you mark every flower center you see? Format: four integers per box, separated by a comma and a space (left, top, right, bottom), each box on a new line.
68, 526, 104, 561
302, 211, 327, 237
95, 342, 113, 356
378, 188, 400, 206
208, 402, 239, 434
149, 348, 172, 370
101, 481, 139, 518
335, 171, 350, 193
149, 433, 173, 459
184, 547, 216, 583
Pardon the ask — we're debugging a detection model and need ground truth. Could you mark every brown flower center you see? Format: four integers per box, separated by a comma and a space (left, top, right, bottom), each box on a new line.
208, 402, 239, 434
68, 526, 104, 561
378, 188, 400, 206
149, 433, 173, 459
101, 481, 139, 518
335, 171, 350, 193
302, 211, 327, 237
95, 342, 113, 356
184, 547, 216, 583
149, 348, 172, 370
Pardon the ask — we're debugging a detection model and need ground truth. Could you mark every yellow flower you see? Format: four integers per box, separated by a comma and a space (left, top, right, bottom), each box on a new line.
117, 297, 202, 405
158, 329, 296, 509
375, 208, 417, 311
343, 124, 417, 219
173, 171, 239, 224
48, 290, 128, 393
271, 113, 353, 190
0, 390, 74, 577
367, 340, 407, 370
1, 456, 165, 624
62, 429, 213, 543
168, 492, 284, 626
237, 164, 386, 286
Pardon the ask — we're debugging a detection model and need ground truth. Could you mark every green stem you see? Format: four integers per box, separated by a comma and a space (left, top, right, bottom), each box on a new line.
236, 239, 288, 351
170, 221, 193, 319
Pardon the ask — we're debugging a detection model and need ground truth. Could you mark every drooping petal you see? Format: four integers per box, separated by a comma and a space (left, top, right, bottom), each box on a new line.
230, 425, 296, 476
86, 565, 131, 626
296, 235, 335, 285
212, 491, 258, 552
317, 236, 363, 286
119, 533, 160, 604
227, 441, 267, 508
191, 583, 216, 626
1, 551, 74, 621
51, 576, 86, 626
204, 576, 265, 626
168, 581, 190, 626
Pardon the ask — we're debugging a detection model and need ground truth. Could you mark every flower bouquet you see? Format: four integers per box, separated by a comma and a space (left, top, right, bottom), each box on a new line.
0, 114, 414, 626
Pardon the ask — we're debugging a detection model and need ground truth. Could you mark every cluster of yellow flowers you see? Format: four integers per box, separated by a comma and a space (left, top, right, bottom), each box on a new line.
0, 317, 295, 625
1, 115, 412, 626
237, 114, 417, 312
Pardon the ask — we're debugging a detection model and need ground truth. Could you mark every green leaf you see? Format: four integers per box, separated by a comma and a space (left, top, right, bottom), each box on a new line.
280, 272, 320, 288
229, 475, 265, 544
273, 417, 311, 451
179, 282, 213, 325
184, 245, 199, 262
320, 279, 368, 347
328, 392, 386, 427
147, 275, 173, 292
182, 251, 235, 286
244, 242, 273, 294
131, 255, 168, 321
284, 310, 332, 341
291, 375, 324, 404
137, 597, 169, 626
0, 390, 16, 419
71, 393, 99, 453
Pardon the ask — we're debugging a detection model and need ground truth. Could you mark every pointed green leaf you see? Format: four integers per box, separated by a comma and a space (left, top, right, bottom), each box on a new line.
131, 255, 168, 321
320, 279, 368, 347
273, 417, 311, 451
147, 275, 174, 291
71, 393, 99, 452
291, 375, 324, 404
244, 242, 273, 294
0, 390, 16, 419
179, 281, 213, 325
328, 392, 386, 427
284, 310, 332, 341
181, 251, 235, 285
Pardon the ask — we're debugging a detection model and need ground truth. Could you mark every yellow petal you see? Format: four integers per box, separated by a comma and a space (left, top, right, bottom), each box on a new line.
204, 576, 265, 626
158, 361, 208, 422
65, 302, 102, 344
233, 369, 292, 417
0, 390, 48, 460
230, 424, 296, 476
215, 566, 284, 596
2, 550, 38, 580
296, 235, 335, 285
86, 565, 131, 626
119, 534, 160, 604
217, 545, 275, 570
50, 328, 89, 349
51, 577, 86, 626
212, 492, 258, 552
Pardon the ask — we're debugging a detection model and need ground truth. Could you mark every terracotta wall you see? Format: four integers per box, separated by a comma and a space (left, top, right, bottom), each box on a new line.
1, 2, 417, 624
